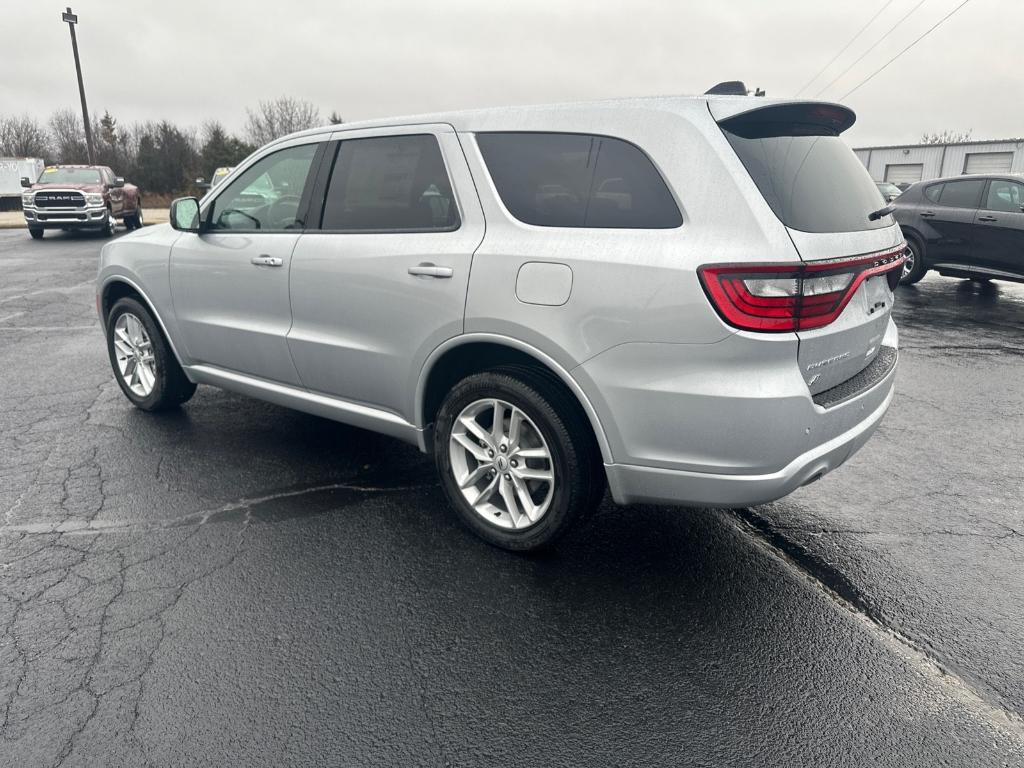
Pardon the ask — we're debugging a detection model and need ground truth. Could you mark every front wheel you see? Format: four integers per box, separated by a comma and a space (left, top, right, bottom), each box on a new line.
100, 209, 115, 237
434, 367, 605, 551
106, 297, 196, 411
900, 239, 927, 285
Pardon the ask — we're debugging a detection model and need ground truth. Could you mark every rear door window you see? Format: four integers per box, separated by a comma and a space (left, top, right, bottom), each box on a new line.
722, 125, 887, 233
475, 132, 682, 228
320, 134, 459, 232
938, 179, 985, 208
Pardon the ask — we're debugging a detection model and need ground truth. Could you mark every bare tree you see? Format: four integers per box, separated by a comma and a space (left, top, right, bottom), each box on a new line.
0, 114, 50, 159
49, 108, 89, 163
328, 111, 344, 125
920, 129, 973, 145
245, 97, 322, 145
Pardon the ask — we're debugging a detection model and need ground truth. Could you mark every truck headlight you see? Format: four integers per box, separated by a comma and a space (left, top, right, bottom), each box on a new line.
85, 193, 104, 206
22, 193, 33, 206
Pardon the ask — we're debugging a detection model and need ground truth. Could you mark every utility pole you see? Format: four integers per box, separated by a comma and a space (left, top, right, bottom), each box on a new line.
62, 7, 95, 163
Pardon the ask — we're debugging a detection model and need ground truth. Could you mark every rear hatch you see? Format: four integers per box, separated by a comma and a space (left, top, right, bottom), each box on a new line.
712, 101, 904, 395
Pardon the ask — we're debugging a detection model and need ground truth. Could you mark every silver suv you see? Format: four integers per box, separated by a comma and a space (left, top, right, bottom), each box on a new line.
97, 96, 905, 550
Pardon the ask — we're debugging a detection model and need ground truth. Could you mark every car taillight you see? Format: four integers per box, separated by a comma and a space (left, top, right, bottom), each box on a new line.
698, 245, 907, 332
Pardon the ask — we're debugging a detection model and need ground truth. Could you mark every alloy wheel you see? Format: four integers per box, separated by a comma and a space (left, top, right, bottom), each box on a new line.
448, 398, 555, 530
903, 246, 916, 277
112, 312, 157, 397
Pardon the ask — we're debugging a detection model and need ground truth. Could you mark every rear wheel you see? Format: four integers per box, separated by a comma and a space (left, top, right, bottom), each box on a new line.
900, 238, 927, 285
106, 297, 196, 411
125, 206, 143, 230
434, 367, 604, 551
28, 228, 43, 240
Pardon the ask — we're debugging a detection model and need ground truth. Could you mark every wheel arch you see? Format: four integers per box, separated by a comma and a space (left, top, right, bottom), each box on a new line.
901, 227, 926, 258
100, 276, 187, 369
416, 334, 613, 464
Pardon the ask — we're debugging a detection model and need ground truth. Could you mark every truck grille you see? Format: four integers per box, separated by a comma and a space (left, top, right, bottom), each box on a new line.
34, 191, 86, 208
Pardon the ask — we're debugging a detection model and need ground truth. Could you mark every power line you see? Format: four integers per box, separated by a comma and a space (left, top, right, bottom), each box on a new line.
840, 0, 975, 99
794, 0, 899, 97
812, 0, 931, 99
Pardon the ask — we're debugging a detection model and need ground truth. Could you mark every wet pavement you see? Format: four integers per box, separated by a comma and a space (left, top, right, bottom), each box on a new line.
1, 229, 1022, 767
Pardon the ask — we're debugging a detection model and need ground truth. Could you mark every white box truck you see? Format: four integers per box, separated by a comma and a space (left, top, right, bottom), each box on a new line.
0, 157, 45, 211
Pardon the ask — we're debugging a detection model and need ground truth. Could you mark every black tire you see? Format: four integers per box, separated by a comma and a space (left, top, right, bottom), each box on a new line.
434, 366, 605, 551
28, 228, 43, 240
125, 206, 143, 230
106, 297, 196, 411
900, 238, 927, 285
100, 209, 115, 238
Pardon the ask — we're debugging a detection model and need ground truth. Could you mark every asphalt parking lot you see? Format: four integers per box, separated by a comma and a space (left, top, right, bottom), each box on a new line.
1, 229, 1022, 767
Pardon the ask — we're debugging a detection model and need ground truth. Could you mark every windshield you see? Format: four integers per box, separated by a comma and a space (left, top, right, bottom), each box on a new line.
723, 126, 890, 233
878, 182, 901, 197
37, 167, 102, 185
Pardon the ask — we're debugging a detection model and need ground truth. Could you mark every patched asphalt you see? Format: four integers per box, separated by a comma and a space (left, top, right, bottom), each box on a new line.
1, 229, 1022, 767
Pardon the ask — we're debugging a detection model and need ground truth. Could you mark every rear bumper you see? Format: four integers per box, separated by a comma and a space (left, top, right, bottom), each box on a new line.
604, 379, 893, 506
576, 319, 899, 507
24, 205, 108, 229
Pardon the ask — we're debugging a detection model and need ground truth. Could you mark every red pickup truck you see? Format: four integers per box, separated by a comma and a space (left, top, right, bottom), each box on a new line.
21, 165, 143, 239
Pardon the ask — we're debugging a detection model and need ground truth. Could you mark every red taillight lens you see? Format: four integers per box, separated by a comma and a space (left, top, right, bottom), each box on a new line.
698, 245, 907, 332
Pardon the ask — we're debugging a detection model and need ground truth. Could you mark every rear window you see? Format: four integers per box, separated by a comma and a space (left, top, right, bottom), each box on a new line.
476, 132, 682, 228
722, 125, 888, 233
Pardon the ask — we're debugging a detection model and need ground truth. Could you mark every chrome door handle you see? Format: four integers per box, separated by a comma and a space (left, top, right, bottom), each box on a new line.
408, 263, 453, 278
977, 215, 997, 222
251, 255, 283, 267
920, 211, 935, 218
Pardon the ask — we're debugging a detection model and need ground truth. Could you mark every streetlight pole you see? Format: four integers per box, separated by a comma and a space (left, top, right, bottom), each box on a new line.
62, 7, 95, 164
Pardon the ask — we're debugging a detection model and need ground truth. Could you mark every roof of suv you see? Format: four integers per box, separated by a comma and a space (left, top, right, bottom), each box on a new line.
270, 95, 851, 147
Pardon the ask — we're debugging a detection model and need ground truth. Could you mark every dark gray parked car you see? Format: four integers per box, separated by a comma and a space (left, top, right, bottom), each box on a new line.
893, 174, 1024, 285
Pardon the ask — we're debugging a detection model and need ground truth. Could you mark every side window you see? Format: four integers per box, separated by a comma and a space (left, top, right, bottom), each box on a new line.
938, 179, 985, 209
320, 134, 459, 232
209, 143, 318, 231
476, 132, 682, 229
923, 183, 943, 204
983, 180, 1024, 213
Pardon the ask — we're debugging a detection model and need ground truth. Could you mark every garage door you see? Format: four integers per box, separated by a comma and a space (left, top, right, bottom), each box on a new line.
884, 164, 924, 185
963, 152, 1013, 174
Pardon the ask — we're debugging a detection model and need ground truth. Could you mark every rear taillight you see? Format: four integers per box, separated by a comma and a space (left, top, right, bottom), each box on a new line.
698, 245, 907, 332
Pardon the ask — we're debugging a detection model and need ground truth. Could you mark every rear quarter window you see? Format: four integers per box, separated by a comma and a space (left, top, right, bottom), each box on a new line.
923, 183, 943, 203
475, 132, 682, 229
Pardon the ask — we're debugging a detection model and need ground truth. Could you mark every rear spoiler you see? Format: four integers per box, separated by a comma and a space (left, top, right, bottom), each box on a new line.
712, 101, 856, 138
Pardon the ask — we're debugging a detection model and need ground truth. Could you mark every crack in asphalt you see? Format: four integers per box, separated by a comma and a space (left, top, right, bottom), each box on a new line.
1, 476, 431, 766
1, 481, 433, 536
730, 507, 1024, 738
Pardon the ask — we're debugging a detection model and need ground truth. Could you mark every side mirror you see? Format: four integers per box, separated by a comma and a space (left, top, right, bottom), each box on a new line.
112, 177, 125, 188
169, 197, 203, 233
20, 177, 31, 188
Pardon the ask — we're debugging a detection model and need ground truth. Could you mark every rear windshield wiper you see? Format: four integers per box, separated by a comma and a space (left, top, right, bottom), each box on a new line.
868, 204, 895, 221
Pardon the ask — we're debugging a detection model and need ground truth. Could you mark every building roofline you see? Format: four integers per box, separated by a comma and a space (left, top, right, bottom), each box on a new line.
854, 138, 1024, 151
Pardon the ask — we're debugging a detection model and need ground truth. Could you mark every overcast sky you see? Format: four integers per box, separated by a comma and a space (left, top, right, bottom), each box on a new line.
2, 0, 1019, 147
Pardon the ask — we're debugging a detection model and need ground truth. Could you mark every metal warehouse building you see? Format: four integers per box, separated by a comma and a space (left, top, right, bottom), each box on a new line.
854, 139, 1024, 185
